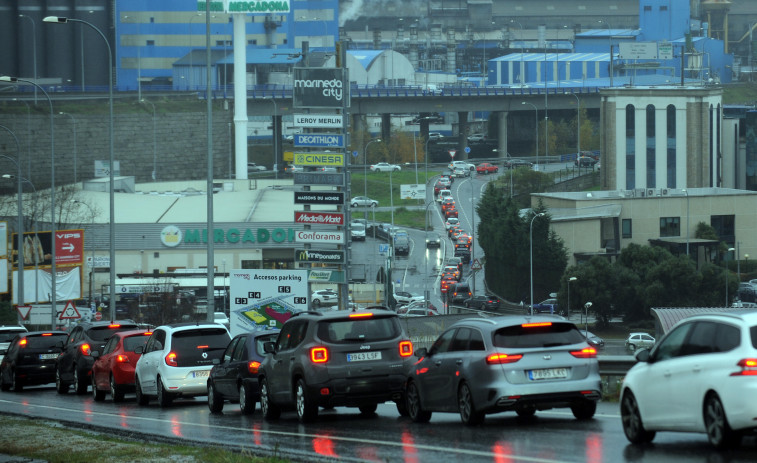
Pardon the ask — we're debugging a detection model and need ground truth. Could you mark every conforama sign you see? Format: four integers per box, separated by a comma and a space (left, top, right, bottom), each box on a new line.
293, 68, 350, 109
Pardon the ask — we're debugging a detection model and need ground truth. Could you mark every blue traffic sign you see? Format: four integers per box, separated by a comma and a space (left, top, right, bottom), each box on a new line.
464, 146, 471, 154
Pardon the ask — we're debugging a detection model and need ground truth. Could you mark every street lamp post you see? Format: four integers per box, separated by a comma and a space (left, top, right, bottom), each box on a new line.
0, 127, 24, 310
522, 101, 538, 162
682, 189, 690, 256
529, 212, 545, 315
726, 247, 735, 306
568, 276, 577, 319
18, 15, 37, 104
265, 97, 278, 179
584, 302, 593, 336
0, 76, 55, 327
510, 20, 525, 84
72, 200, 96, 305
59, 112, 77, 183
140, 100, 157, 181
423, 200, 435, 308
364, 139, 381, 217
45, 15, 116, 321
569, 93, 580, 159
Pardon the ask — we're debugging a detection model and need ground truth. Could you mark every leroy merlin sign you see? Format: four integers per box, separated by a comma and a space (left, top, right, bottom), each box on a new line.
197, 1, 291, 13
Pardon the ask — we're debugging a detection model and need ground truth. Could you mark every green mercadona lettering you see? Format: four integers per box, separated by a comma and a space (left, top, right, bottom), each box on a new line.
183, 228, 295, 244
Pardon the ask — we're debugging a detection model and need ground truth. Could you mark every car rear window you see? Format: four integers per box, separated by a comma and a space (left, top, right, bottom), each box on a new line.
87, 324, 139, 342
24, 334, 67, 349
0, 330, 27, 343
171, 328, 230, 367
317, 316, 401, 343
123, 334, 150, 352
493, 322, 585, 348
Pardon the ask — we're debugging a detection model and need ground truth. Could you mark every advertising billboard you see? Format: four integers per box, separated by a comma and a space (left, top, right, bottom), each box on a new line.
11, 229, 85, 268
293, 68, 349, 108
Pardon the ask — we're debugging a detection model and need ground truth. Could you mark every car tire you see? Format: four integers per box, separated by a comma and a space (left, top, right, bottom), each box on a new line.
406, 380, 431, 423
312, 298, 321, 306
480, 303, 487, 311
458, 382, 485, 426
55, 368, 68, 394
207, 381, 223, 414
370, 202, 377, 207
296, 378, 318, 423
395, 398, 409, 417
239, 382, 255, 415
571, 400, 596, 420
74, 366, 88, 395
11, 370, 22, 392
92, 374, 105, 402
157, 377, 173, 407
135, 375, 149, 406
704, 393, 742, 449
0, 373, 9, 392
110, 374, 125, 403
628, 344, 637, 352
259, 377, 280, 420
359, 403, 378, 415
351, 202, 358, 208
620, 390, 655, 444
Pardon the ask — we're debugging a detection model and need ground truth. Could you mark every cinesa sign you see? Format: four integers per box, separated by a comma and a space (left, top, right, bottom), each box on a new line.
293, 68, 350, 109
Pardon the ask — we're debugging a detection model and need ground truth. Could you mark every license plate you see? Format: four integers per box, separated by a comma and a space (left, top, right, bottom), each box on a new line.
528, 368, 568, 380
39, 353, 58, 360
347, 351, 382, 362
192, 370, 210, 378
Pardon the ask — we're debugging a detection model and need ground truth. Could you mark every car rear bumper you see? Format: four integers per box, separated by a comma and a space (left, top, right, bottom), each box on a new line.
16, 364, 57, 385
307, 374, 406, 407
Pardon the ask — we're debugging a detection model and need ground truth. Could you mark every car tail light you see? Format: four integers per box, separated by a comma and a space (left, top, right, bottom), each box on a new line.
42, 333, 53, 336
80, 343, 91, 356
730, 358, 757, 376
108, 324, 121, 328
310, 347, 328, 363
197, 345, 209, 349
570, 347, 597, 359
19, 338, 27, 347
144, 332, 152, 336
116, 355, 129, 363
165, 351, 178, 367
349, 312, 373, 319
248, 361, 261, 374
522, 322, 552, 328
486, 353, 523, 364
399, 341, 413, 357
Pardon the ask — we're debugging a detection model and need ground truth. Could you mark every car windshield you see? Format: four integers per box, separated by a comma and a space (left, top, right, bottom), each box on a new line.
493, 322, 585, 348
352, 224, 365, 231
87, 324, 139, 342
317, 316, 401, 343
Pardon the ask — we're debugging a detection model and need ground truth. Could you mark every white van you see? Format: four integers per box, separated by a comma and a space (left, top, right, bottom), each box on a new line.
437, 189, 451, 202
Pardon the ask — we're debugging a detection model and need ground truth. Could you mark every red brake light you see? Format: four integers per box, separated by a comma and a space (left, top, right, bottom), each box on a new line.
80, 343, 91, 356
19, 338, 27, 347
399, 341, 413, 357
310, 347, 328, 363
144, 332, 152, 336
108, 324, 121, 328
41, 333, 53, 336
522, 322, 552, 328
197, 345, 209, 349
165, 351, 178, 367
486, 353, 523, 364
349, 312, 373, 318
116, 355, 129, 363
248, 361, 261, 374
731, 358, 757, 376
570, 347, 597, 359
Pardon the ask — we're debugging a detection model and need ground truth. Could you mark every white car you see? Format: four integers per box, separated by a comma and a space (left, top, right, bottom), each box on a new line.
445, 217, 460, 230
620, 311, 757, 449
351, 196, 378, 208
370, 162, 401, 172
467, 133, 486, 142
311, 289, 339, 306
0, 325, 28, 363
448, 160, 475, 171
428, 132, 444, 140
625, 332, 656, 352
213, 312, 229, 326
247, 162, 267, 172
393, 291, 424, 305
134, 323, 230, 407
437, 189, 451, 202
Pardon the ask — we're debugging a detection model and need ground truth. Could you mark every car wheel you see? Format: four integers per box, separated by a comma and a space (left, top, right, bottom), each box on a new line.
395, 398, 409, 417
359, 403, 378, 415
110, 374, 125, 403
74, 366, 88, 395
371, 201, 377, 207
628, 344, 637, 352
207, 381, 223, 414
55, 368, 68, 394
704, 393, 742, 449
0, 372, 9, 392
239, 382, 255, 415
312, 298, 321, 306
458, 382, 484, 426
351, 202, 358, 208
620, 390, 655, 444
135, 375, 149, 406
480, 303, 487, 310
259, 377, 280, 420
571, 400, 596, 420
92, 374, 105, 402
157, 377, 173, 407
516, 407, 536, 418
296, 378, 318, 423
406, 380, 431, 423
11, 370, 23, 392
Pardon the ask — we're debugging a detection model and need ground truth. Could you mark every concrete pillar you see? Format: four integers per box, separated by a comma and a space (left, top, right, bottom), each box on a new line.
497, 111, 508, 159
458, 111, 469, 159
419, 113, 430, 140
381, 113, 391, 143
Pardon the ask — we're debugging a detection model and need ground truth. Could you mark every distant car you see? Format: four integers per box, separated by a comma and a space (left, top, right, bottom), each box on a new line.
452, 166, 470, 178
214, 312, 230, 326
207, 329, 280, 414
448, 282, 472, 304
464, 295, 501, 310
425, 232, 441, 248
440, 197, 455, 211
445, 218, 460, 230
90, 329, 152, 402
350, 222, 366, 241
316, 167, 337, 172
531, 298, 560, 315
575, 156, 598, 167
624, 332, 656, 352
247, 162, 267, 172
504, 158, 533, 169
311, 289, 339, 306
394, 291, 424, 306
428, 132, 444, 140
370, 162, 401, 172
467, 133, 487, 142
580, 330, 605, 349
351, 196, 378, 208
440, 277, 456, 294
444, 208, 459, 219
398, 307, 440, 318
0, 326, 28, 364
436, 189, 452, 202
448, 161, 476, 171
0, 331, 68, 391
442, 265, 461, 281
284, 165, 304, 173
476, 163, 499, 174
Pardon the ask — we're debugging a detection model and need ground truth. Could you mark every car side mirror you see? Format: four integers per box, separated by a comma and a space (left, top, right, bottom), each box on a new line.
635, 348, 651, 363
263, 341, 276, 354
415, 347, 428, 358
91, 351, 100, 359
134, 345, 144, 354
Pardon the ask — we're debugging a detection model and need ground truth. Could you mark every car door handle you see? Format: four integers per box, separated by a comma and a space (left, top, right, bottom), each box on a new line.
434, 361, 442, 367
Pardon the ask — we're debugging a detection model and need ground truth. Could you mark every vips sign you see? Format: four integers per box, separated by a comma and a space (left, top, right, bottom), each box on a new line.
293, 68, 350, 109
295, 249, 345, 264
294, 211, 344, 225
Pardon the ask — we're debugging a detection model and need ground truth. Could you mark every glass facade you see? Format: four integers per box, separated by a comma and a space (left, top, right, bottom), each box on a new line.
646, 104, 656, 187
626, 105, 636, 189
666, 105, 677, 188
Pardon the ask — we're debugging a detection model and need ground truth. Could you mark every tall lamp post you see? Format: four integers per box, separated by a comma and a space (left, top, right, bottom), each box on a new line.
726, 247, 735, 306
510, 20, 525, 84
522, 101, 538, 161
18, 14, 37, 104
140, 100, 157, 181
0, 76, 55, 327
264, 97, 278, 179
682, 189, 690, 256
529, 212, 545, 315
364, 138, 381, 208
0, 127, 24, 310
45, 16, 116, 321
72, 200, 96, 306
423, 200, 435, 308
569, 93, 580, 159
3, 175, 40, 304
567, 276, 577, 320
584, 302, 592, 336
59, 112, 77, 183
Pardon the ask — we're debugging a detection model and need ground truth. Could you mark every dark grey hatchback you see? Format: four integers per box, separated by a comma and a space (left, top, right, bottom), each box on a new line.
258, 308, 415, 422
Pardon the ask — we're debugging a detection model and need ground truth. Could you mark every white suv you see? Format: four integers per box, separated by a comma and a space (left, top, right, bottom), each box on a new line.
448, 160, 475, 171
134, 323, 230, 407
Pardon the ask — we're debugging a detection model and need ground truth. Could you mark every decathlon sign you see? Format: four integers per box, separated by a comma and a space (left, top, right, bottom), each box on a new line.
294, 211, 344, 225
198, 1, 291, 14
294, 133, 344, 148
295, 230, 344, 244
293, 68, 350, 109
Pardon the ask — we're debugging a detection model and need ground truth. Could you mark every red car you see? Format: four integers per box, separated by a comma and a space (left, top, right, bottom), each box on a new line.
445, 207, 459, 219
90, 329, 151, 402
476, 163, 499, 174
440, 277, 457, 293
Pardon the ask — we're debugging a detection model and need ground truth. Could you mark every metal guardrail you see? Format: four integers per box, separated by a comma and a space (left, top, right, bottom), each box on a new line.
598, 355, 636, 376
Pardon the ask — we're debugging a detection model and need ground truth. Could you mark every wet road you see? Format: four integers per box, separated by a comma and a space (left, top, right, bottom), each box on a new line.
2, 388, 756, 462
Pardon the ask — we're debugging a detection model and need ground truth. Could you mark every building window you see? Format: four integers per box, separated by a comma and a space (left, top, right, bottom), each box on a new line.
660, 217, 680, 237
146, 40, 155, 46
666, 104, 676, 188
711, 215, 735, 244
626, 104, 636, 189
622, 219, 632, 238
660, 6, 668, 11
646, 104, 655, 187
644, 5, 652, 11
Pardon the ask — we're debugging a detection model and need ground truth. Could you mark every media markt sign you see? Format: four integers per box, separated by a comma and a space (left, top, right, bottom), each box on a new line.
197, 1, 291, 14
294, 249, 345, 264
